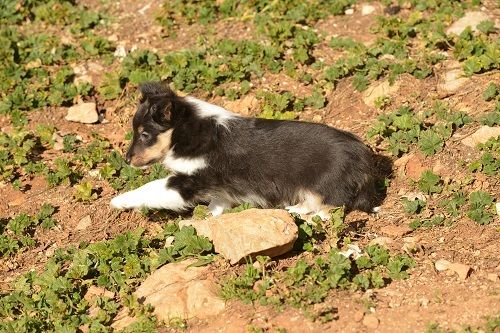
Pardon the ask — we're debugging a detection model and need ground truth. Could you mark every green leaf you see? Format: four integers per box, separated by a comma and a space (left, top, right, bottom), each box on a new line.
483, 82, 498, 101
418, 130, 443, 156
467, 191, 494, 225
401, 197, 426, 214
417, 170, 442, 194
477, 20, 495, 34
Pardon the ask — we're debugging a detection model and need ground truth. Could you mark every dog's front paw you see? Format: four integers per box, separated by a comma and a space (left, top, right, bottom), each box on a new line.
110, 192, 140, 210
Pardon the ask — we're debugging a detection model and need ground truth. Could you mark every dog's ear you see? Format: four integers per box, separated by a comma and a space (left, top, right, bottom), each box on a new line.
151, 99, 173, 125
139, 81, 169, 100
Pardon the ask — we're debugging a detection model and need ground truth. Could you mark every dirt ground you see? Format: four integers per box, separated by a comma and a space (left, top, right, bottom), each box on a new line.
1, 1, 499, 332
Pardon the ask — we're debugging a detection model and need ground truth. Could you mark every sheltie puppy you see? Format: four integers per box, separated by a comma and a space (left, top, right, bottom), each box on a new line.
110, 82, 382, 219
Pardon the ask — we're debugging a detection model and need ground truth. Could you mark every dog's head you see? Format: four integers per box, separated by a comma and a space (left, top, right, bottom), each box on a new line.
125, 82, 176, 168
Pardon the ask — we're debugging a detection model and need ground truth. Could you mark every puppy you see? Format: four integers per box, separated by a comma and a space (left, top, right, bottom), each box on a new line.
110, 82, 381, 219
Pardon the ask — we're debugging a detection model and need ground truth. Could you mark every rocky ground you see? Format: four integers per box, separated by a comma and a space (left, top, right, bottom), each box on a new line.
0, 1, 499, 332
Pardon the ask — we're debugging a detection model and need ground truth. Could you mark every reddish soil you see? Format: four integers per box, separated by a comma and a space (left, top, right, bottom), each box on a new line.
1, 1, 498, 332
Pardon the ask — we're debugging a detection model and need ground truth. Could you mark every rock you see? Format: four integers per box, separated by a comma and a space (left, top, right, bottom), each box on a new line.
84, 286, 115, 301
79, 324, 90, 333
446, 11, 494, 35
224, 95, 259, 116
362, 80, 400, 108
353, 310, 364, 322
362, 314, 379, 329
108, 34, 118, 42
402, 237, 420, 253
405, 154, 427, 181
448, 262, 471, 280
8, 193, 25, 207
74, 74, 93, 86
52, 132, 64, 151
395, 154, 412, 178
25, 59, 42, 69
487, 273, 498, 282
402, 192, 426, 202
435, 259, 471, 280
76, 215, 92, 231
112, 308, 139, 331
345, 8, 354, 15
394, 153, 413, 169
462, 126, 500, 148
380, 225, 412, 237
135, 259, 225, 320
87, 62, 104, 73
179, 209, 298, 264
114, 44, 127, 58
435, 259, 451, 272
437, 68, 469, 97
339, 244, 362, 259
432, 160, 447, 176
138, 3, 152, 15
312, 114, 322, 123
361, 4, 376, 15
66, 102, 98, 124
380, 54, 396, 61
72, 64, 86, 75
369, 237, 394, 247
496, 203, 500, 216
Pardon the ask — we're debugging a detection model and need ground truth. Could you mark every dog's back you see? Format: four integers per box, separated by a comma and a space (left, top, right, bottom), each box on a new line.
201, 117, 378, 212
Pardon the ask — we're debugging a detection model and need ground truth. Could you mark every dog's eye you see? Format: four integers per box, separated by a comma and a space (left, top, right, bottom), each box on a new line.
139, 132, 151, 141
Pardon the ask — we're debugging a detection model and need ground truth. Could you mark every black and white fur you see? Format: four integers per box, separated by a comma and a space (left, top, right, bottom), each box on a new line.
110, 82, 382, 219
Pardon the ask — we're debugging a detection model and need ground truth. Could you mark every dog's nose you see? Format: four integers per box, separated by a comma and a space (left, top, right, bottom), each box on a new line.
125, 151, 132, 165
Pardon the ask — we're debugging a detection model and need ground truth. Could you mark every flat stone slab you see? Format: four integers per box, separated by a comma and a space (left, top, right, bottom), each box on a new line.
180, 209, 298, 264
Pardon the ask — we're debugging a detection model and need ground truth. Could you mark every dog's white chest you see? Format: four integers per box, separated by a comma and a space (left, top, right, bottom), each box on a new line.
162, 151, 207, 175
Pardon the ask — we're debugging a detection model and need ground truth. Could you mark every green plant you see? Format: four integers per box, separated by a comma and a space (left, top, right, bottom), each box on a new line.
483, 82, 499, 102
221, 245, 414, 319
0, 224, 213, 331
0, 204, 57, 256
367, 104, 468, 157
402, 197, 426, 214
467, 191, 495, 225
75, 181, 98, 202
469, 152, 499, 176
417, 170, 442, 194
409, 215, 445, 230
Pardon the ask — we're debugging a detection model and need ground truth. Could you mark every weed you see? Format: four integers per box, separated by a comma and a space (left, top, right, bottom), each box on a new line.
467, 191, 495, 225
417, 170, 443, 195
367, 104, 469, 157
0, 204, 57, 256
0, 224, 213, 331
221, 244, 414, 320
402, 197, 426, 214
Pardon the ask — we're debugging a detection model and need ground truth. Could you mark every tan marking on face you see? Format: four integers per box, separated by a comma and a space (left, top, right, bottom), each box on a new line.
130, 129, 173, 167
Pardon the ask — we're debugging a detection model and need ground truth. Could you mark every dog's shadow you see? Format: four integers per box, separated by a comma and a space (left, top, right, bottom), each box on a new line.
372, 153, 393, 209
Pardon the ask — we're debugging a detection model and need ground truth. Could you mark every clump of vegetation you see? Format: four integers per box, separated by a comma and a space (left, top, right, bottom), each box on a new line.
0, 204, 57, 256
221, 244, 414, 321
0, 224, 213, 332
368, 103, 471, 156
